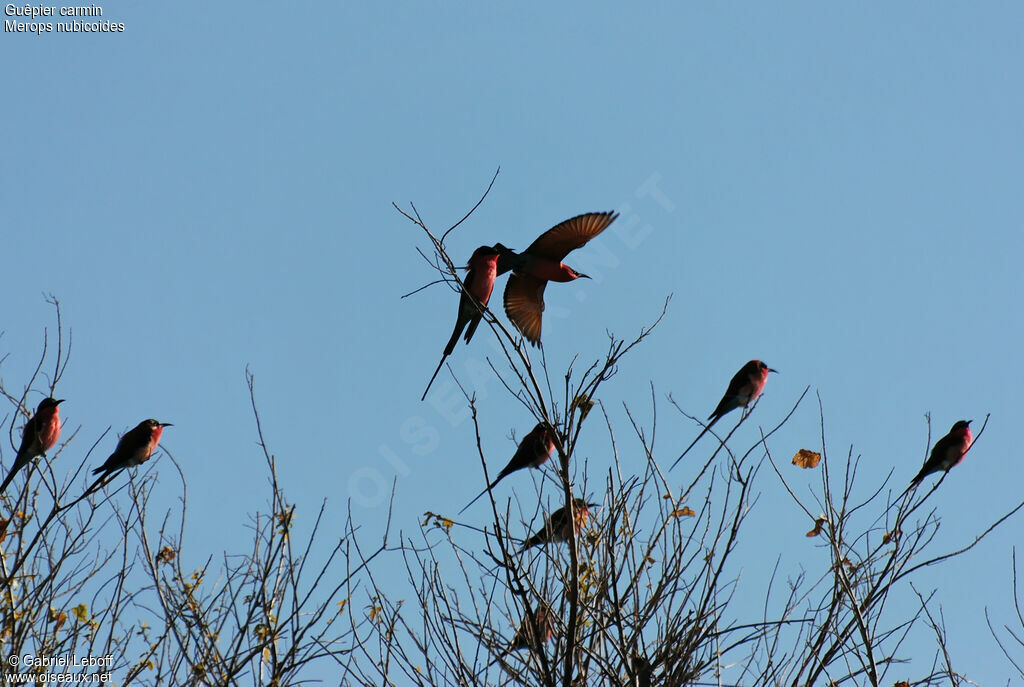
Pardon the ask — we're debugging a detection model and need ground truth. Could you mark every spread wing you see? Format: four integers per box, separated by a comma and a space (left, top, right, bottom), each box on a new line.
525, 211, 618, 261
504, 273, 546, 345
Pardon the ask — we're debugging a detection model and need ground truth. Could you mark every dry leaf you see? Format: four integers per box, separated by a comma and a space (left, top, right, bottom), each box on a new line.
882, 529, 901, 545
792, 449, 822, 469
670, 507, 696, 518
49, 608, 67, 632
806, 517, 827, 537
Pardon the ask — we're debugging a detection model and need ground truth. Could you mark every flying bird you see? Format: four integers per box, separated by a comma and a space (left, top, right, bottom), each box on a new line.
499, 211, 618, 345
422, 245, 502, 401
459, 422, 557, 515
522, 497, 599, 550
671, 360, 777, 470
909, 420, 973, 488
92, 419, 172, 477
0, 397, 64, 494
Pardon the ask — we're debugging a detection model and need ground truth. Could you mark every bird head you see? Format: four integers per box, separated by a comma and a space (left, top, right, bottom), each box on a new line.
143, 419, 173, 429
468, 246, 502, 267
753, 360, 778, 374
952, 420, 972, 432
38, 397, 65, 412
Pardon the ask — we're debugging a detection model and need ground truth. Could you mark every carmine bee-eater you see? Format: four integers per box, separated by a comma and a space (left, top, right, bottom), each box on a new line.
498, 211, 618, 346
522, 497, 600, 550
459, 422, 557, 515
422, 245, 503, 401
909, 420, 972, 488
0, 397, 64, 494
671, 360, 777, 470
92, 419, 172, 477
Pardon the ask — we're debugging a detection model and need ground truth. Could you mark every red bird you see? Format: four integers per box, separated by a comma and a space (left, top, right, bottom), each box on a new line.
508, 602, 554, 652
671, 360, 777, 469
0, 397, 64, 494
459, 422, 557, 515
910, 420, 973, 487
422, 245, 502, 401
92, 419, 172, 477
498, 211, 618, 346
522, 498, 599, 550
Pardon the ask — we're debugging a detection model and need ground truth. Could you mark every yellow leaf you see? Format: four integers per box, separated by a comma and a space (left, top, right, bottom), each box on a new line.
424, 512, 455, 532
670, 507, 696, 518
337, 599, 349, 614
570, 394, 595, 421
277, 509, 294, 530
806, 517, 827, 537
72, 604, 89, 622
792, 449, 821, 469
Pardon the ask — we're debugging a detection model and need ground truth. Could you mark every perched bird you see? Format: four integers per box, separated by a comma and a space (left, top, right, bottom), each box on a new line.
522, 497, 600, 550
92, 419, 172, 477
671, 360, 777, 469
909, 420, 973, 488
630, 652, 654, 687
422, 245, 502, 401
508, 602, 554, 652
0, 397, 64, 494
459, 422, 557, 515
499, 211, 618, 345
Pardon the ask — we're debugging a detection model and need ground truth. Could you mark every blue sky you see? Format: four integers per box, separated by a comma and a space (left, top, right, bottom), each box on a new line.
4, 2, 1023, 682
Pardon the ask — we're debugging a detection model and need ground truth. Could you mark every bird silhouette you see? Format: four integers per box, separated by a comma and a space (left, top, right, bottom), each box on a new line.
0, 397, 64, 494
671, 360, 777, 469
459, 422, 557, 515
422, 245, 502, 401
498, 211, 618, 345
92, 419, 172, 477
522, 498, 599, 550
909, 420, 972, 488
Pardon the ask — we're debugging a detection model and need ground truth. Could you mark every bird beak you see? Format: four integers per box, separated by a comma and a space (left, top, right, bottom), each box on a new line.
55, 399, 66, 405
586, 502, 601, 509
160, 422, 174, 427
577, 272, 591, 280
768, 368, 779, 374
